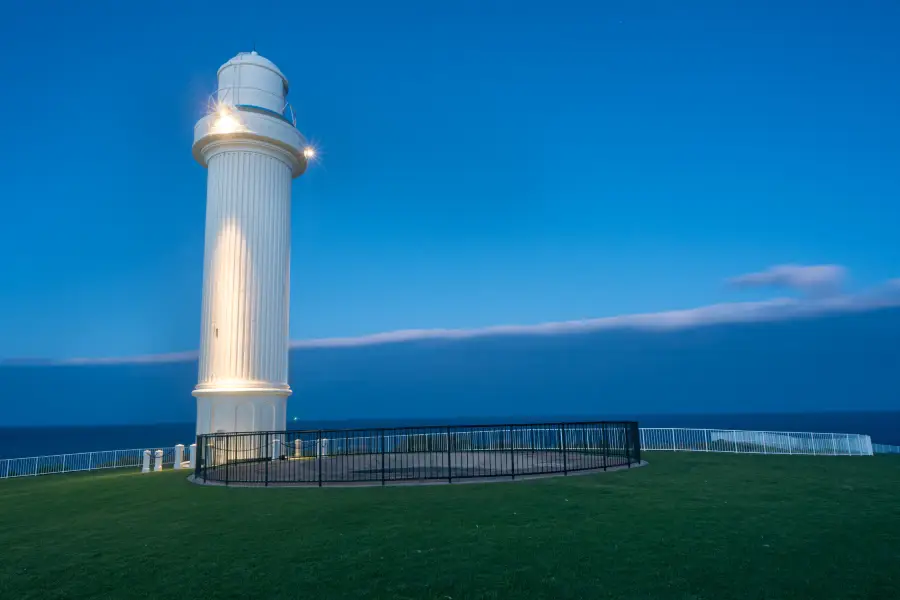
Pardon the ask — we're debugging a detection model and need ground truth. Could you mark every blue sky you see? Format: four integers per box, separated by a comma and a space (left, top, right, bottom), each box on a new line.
2, 0, 899, 360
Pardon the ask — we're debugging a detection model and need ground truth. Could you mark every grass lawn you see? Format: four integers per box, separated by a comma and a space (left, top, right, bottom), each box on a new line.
1, 453, 898, 600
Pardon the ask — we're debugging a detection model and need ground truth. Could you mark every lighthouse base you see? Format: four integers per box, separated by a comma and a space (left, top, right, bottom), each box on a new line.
194, 389, 289, 436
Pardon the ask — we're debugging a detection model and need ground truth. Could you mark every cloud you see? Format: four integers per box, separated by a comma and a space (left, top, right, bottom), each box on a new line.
728, 264, 846, 296
5, 270, 900, 367
55, 350, 200, 366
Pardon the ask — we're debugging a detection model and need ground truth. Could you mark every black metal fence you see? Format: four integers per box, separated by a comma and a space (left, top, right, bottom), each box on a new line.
195, 421, 641, 487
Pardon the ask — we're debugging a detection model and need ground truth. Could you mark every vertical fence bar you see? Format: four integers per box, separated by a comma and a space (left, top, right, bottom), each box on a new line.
602, 422, 609, 471
381, 429, 386, 486
224, 435, 230, 486
510, 425, 515, 480
447, 425, 452, 484
265, 432, 270, 487
562, 423, 568, 475
626, 424, 632, 468
317, 430, 323, 487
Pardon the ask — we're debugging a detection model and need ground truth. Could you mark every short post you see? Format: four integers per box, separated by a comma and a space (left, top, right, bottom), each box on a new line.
294, 438, 301, 458
142, 449, 151, 473
320, 437, 328, 458
153, 449, 163, 472
272, 437, 281, 461
189, 444, 197, 469
174, 444, 184, 470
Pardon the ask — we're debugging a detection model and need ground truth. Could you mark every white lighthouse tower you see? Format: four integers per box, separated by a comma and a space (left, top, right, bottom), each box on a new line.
191, 51, 308, 435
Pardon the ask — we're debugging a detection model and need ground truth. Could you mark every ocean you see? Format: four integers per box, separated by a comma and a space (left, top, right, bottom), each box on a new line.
1, 411, 898, 459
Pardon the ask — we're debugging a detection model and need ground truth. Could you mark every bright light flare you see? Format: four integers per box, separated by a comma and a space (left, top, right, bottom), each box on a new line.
212, 113, 241, 134
303, 146, 317, 160
210, 103, 243, 134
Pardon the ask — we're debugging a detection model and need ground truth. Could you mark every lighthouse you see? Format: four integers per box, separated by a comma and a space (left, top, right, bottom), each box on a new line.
191, 51, 308, 435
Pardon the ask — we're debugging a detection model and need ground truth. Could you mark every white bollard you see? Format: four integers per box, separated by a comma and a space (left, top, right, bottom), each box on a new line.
142, 449, 151, 473
272, 437, 281, 461
320, 437, 328, 457
153, 449, 163, 472
174, 444, 184, 470
294, 439, 301, 458
189, 443, 197, 469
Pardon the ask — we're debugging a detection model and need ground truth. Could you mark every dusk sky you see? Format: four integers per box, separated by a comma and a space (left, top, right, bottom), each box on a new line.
2, 0, 899, 361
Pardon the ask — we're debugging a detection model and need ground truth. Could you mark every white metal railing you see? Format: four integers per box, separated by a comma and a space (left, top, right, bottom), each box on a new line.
639, 428, 874, 456
0, 444, 195, 479
873, 443, 900, 455
1, 426, 890, 480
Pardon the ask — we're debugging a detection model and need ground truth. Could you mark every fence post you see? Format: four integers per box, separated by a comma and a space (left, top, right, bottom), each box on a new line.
142, 450, 151, 473
153, 450, 163, 472
317, 430, 323, 487
562, 423, 568, 475
671, 428, 677, 451
198, 437, 206, 482
626, 425, 632, 468
265, 433, 270, 487
174, 444, 184, 470
446, 426, 452, 484
830, 433, 837, 456
606, 423, 613, 470
704, 429, 709, 452
189, 444, 197, 469
510, 425, 515, 480
381, 429, 386, 486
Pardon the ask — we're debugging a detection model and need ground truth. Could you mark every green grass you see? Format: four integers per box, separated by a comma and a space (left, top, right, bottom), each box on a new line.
2, 453, 899, 600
